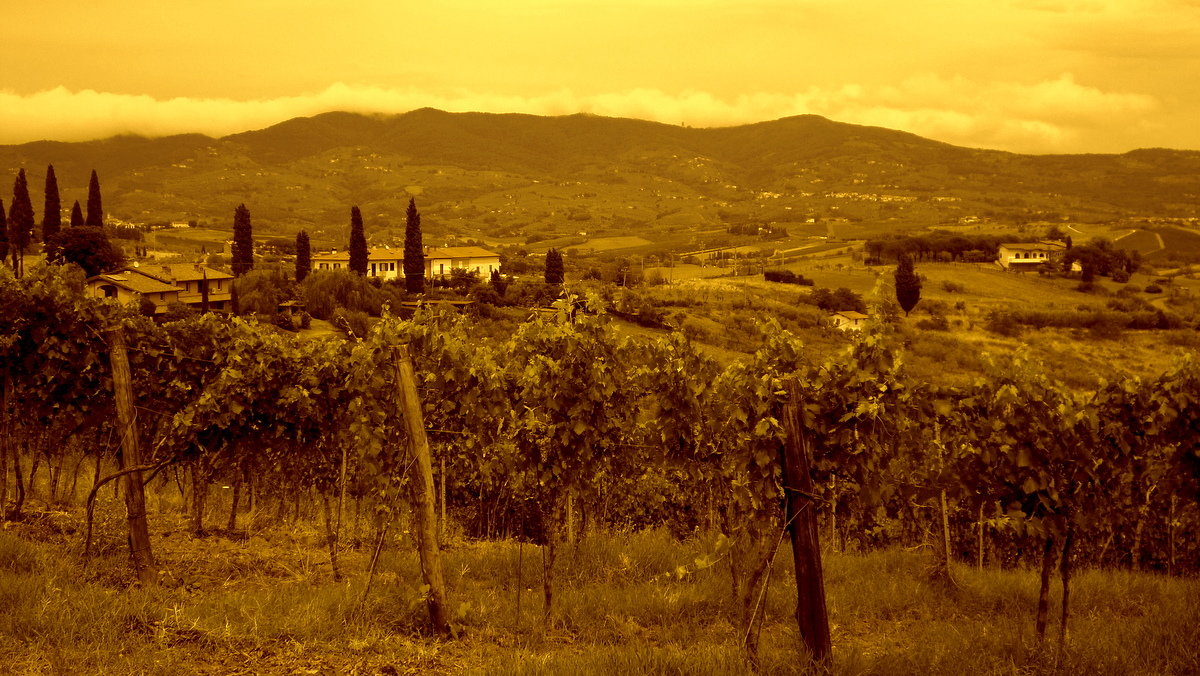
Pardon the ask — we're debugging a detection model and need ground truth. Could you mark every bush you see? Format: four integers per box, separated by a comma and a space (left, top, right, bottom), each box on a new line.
915, 315, 950, 331
940, 280, 966, 293
763, 269, 814, 286
298, 311, 312, 330
985, 311, 1022, 337
1110, 268, 1131, 283
1145, 284, 1163, 294
332, 307, 372, 339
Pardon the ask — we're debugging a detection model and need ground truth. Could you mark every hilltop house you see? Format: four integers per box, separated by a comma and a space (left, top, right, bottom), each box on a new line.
831, 310, 870, 331
311, 246, 501, 281
997, 241, 1066, 270
85, 263, 233, 314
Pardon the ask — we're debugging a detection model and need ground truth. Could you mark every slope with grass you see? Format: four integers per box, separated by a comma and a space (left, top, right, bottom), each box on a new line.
3, 519, 1196, 676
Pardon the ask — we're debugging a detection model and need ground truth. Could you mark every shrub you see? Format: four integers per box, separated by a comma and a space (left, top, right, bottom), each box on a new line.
940, 280, 966, 293
1110, 268, 1131, 283
298, 311, 312, 330
985, 311, 1022, 337
1145, 284, 1163, 294
763, 269, 814, 286
332, 307, 371, 339
916, 315, 950, 331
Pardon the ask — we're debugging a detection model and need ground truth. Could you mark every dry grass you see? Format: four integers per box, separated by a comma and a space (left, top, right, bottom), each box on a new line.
2, 513, 1197, 676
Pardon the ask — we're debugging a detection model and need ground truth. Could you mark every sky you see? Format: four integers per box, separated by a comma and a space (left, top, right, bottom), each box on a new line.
2, 0, 1199, 154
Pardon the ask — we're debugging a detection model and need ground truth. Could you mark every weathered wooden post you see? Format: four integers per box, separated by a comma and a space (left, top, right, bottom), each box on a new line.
392, 344, 451, 637
779, 381, 831, 664
105, 326, 157, 586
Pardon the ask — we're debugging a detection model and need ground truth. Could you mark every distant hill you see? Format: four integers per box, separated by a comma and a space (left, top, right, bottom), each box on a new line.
1, 109, 1198, 250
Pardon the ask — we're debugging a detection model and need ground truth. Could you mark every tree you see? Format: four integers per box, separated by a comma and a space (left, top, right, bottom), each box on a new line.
70, 200, 84, 227
41, 165, 61, 242
348, 206, 367, 276
0, 198, 7, 263
403, 197, 424, 294
9, 169, 35, 277
544, 248, 564, 284
85, 170, 104, 227
894, 254, 921, 316
42, 165, 62, 259
295, 230, 312, 283
47, 227, 124, 276
231, 204, 253, 277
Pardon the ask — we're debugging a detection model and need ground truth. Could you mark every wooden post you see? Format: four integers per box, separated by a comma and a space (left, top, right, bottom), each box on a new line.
439, 455, 446, 546
392, 344, 451, 637
1, 372, 9, 519
104, 326, 157, 586
779, 383, 832, 664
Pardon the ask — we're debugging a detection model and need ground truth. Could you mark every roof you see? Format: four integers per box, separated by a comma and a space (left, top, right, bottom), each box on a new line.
999, 241, 1065, 252
834, 311, 870, 320
144, 264, 234, 282
426, 246, 500, 259
89, 270, 181, 295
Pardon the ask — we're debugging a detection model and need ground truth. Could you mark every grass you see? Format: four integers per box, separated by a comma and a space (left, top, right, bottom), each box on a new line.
2, 511, 1198, 675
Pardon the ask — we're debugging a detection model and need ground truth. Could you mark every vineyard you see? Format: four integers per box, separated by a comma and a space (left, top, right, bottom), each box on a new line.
2, 263, 1199, 674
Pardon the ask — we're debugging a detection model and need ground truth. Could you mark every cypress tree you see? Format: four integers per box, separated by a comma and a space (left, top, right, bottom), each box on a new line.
544, 248, 564, 284
0, 198, 8, 263
231, 204, 254, 277
70, 200, 84, 226
9, 169, 35, 277
295, 230, 312, 283
894, 254, 922, 317
42, 164, 61, 244
85, 169, 104, 226
403, 197, 425, 294
348, 206, 368, 276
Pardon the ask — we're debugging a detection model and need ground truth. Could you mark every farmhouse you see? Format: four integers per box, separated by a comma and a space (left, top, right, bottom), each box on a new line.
997, 241, 1065, 270
311, 246, 501, 282
831, 310, 870, 331
425, 246, 501, 280
312, 247, 405, 280
85, 263, 234, 314
85, 269, 181, 314
149, 264, 235, 311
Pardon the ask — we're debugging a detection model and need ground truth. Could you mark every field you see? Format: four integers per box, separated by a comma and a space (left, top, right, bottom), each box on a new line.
3, 501, 1197, 676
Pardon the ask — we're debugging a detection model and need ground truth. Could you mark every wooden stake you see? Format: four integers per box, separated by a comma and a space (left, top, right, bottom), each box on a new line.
104, 326, 157, 586
780, 382, 832, 664
392, 344, 451, 637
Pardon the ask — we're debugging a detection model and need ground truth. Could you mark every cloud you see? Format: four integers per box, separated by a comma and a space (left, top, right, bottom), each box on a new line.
0, 78, 1162, 153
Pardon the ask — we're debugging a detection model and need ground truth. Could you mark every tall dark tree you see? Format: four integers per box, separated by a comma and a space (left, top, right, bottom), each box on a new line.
85, 170, 104, 227
295, 230, 312, 283
348, 206, 368, 276
70, 200, 84, 226
42, 164, 62, 259
231, 204, 254, 277
42, 164, 61, 243
544, 248, 564, 285
9, 169, 35, 277
893, 254, 922, 317
0, 198, 8, 263
403, 197, 425, 294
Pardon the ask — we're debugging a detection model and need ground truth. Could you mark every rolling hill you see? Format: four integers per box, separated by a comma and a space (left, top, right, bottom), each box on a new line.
1, 109, 1198, 250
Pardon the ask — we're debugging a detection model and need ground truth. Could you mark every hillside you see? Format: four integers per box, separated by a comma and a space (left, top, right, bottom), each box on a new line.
1, 109, 1198, 250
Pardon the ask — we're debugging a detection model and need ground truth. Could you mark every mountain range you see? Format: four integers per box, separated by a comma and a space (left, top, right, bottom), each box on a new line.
1, 109, 1198, 248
